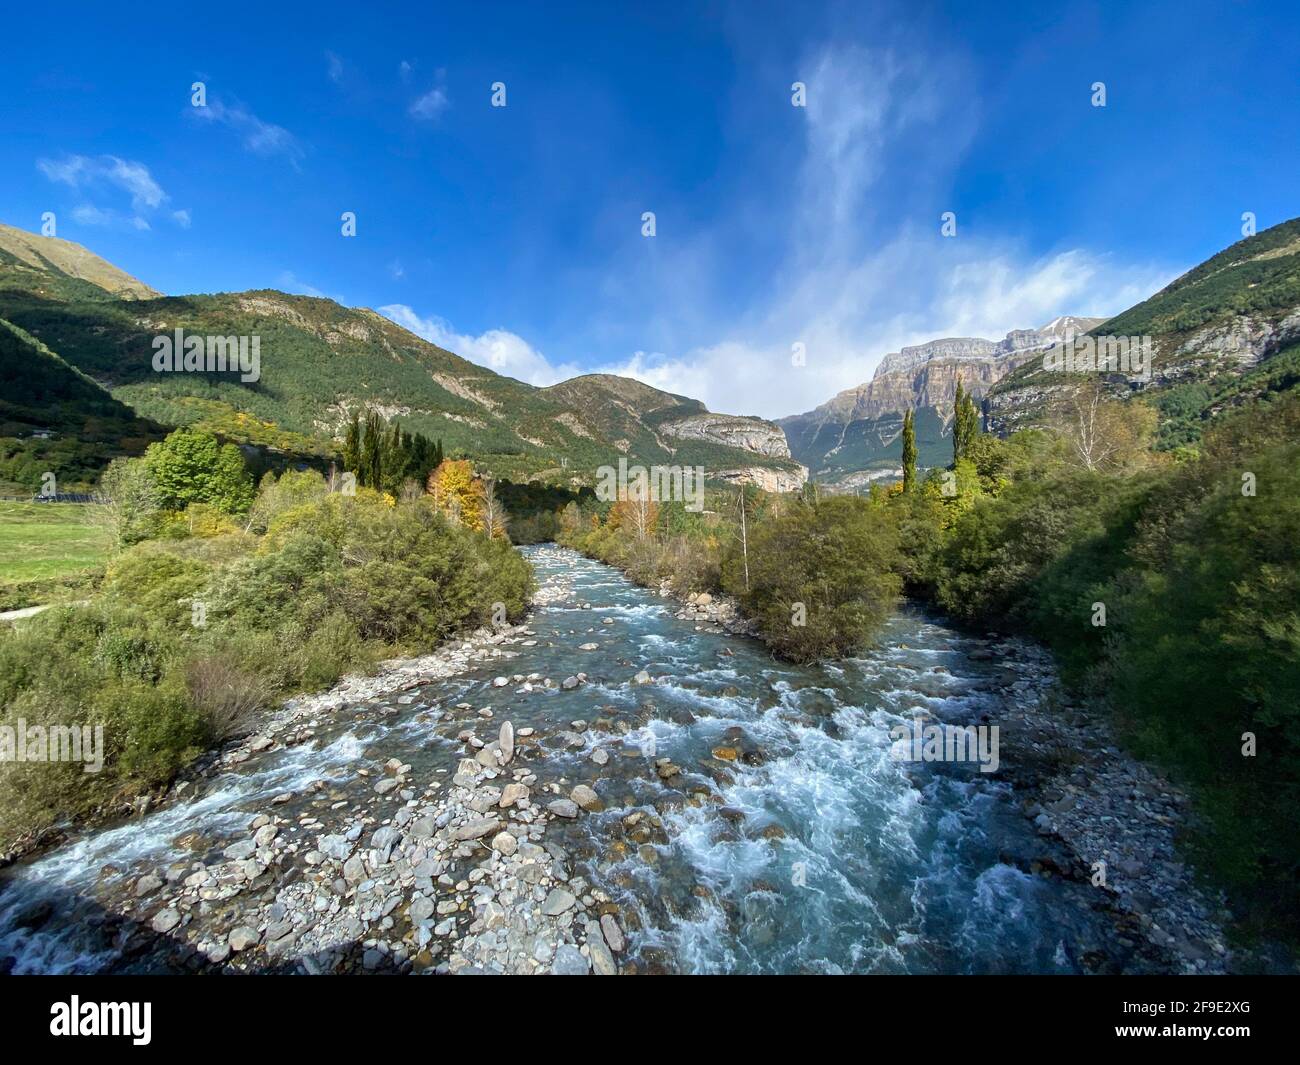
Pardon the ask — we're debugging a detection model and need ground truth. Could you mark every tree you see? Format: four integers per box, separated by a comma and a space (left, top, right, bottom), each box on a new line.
901, 409, 917, 492
480, 478, 510, 541
360, 412, 383, 488
426, 459, 484, 531
737, 495, 902, 662
952, 379, 979, 465
735, 488, 751, 591
1048, 380, 1156, 473
342, 412, 361, 474
142, 427, 254, 514
609, 480, 658, 540
91, 457, 161, 546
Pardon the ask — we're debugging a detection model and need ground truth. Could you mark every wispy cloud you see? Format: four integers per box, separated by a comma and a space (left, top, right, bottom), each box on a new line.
544, 40, 1175, 419
190, 96, 304, 166
325, 50, 345, 85
37, 154, 190, 231
409, 75, 450, 122
39, 154, 165, 210
380, 304, 581, 386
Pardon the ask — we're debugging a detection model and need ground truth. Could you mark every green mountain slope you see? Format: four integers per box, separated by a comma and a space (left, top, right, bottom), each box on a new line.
0, 225, 804, 489
0, 222, 160, 302
0, 318, 163, 492
988, 217, 1300, 442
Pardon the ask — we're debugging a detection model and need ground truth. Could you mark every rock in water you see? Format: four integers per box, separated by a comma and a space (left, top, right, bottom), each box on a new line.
499, 721, 514, 763
600, 914, 626, 953
588, 940, 617, 975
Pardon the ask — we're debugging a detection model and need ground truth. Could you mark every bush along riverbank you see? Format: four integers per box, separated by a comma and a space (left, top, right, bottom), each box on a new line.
554, 385, 1300, 958
0, 428, 534, 862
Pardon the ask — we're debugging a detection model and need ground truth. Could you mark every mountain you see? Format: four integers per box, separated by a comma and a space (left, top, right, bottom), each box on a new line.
987, 217, 1300, 446
0, 223, 159, 302
0, 224, 805, 492
0, 317, 163, 492
779, 317, 1104, 486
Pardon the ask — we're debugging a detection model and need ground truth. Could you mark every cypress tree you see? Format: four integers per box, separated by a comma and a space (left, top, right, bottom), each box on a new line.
901, 409, 917, 492
952, 380, 967, 465
343, 411, 361, 474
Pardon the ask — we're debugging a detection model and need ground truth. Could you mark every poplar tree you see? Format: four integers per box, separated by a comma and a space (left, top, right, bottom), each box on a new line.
901, 408, 917, 492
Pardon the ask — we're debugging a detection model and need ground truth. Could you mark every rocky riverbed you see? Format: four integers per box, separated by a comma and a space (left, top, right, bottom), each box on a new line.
0, 545, 1239, 975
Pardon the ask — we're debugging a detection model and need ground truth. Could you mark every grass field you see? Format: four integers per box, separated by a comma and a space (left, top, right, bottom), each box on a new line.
0, 501, 110, 610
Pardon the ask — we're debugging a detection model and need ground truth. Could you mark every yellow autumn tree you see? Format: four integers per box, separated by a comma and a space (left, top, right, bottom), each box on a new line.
608, 484, 659, 540
426, 459, 485, 531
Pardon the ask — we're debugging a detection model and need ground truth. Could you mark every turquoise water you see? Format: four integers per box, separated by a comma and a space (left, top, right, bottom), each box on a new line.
0, 545, 1109, 974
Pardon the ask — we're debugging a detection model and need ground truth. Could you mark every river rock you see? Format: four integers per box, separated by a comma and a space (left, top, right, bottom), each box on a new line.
229, 926, 260, 951
454, 817, 501, 841
541, 887, 577, 916
134, 874, 163, 897
587, 931, 618, 975
552, 943, 589, 974
223, 840, 256, 861
600, 914, 626, 953
499, 721, 514, 762
491, 831, 518, 856
571, 785, 601, 811
499, 783, 530, 808
548, 799, 580, 819
151, 908, 181, 934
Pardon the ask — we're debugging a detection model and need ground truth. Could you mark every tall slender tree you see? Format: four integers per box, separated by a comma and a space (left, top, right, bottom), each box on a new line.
952, 379, 979, 464
901, 408, 917, 492
342, 411, 361, 474
361, 412, 383, 488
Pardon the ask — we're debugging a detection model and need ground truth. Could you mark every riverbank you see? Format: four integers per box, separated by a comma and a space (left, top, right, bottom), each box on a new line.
0, 546, 1264, 974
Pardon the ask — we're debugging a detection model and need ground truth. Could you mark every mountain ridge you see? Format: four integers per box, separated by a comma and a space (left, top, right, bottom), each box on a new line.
0, 223, 806, 492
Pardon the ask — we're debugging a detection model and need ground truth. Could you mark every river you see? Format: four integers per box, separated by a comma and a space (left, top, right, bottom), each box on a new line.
0, 544, 1114, 974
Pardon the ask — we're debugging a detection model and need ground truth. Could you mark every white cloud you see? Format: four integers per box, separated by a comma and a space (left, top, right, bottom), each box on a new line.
380, 304, 582, 386
190, 97, 303, 166
39, 154, 196, 233
548, 41, 1176, 421
326, 51, 345, 84
70, 203, 116, 227
594, 244, 1175, 419
409, 84, 449, 122
39, 154, 166, 209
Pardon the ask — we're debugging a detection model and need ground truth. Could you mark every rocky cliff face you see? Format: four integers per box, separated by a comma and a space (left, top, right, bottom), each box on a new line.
659, 412, 793, 458
778, 317, 1105, 484
710, 464, 808, 493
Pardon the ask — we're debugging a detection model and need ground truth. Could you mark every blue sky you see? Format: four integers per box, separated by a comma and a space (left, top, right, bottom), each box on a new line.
3, 0, 1297, 418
